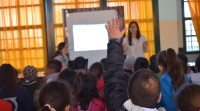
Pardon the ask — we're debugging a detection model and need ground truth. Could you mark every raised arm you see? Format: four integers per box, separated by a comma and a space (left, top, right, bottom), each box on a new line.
104, 18, 128, 111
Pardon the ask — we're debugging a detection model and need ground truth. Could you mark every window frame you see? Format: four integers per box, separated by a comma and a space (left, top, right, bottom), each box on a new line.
0, 0, 47, 71
181, 0, 200, 54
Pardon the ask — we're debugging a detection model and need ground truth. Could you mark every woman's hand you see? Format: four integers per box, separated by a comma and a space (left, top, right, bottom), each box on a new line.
143, 41, 148, 48
105, 18, 126, 39
123, 44, 126, 53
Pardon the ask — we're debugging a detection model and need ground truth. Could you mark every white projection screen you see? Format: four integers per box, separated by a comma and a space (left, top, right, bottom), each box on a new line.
66, 10, 117, 68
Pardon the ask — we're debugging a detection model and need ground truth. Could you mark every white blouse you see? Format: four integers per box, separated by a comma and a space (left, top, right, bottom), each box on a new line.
122, 35, 148, 58
54, 53, 69, 68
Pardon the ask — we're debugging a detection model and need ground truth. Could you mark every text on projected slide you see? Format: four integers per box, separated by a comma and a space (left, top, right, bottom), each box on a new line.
73, 24, 108, 51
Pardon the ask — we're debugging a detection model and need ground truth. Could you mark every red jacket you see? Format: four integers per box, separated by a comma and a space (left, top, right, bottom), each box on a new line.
97, 77, 104, 93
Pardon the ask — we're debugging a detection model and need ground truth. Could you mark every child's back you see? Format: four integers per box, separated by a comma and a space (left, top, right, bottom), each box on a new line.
73, 72, 107, 111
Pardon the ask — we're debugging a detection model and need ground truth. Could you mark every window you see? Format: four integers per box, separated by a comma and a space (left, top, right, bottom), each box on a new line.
182, 0, 199, 52
53, 0, 100, 48
0, 0, 47, 72
107, 0, 155, 59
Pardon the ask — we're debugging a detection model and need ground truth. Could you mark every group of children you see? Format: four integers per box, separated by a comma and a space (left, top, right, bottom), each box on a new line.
0, 18, 200, 111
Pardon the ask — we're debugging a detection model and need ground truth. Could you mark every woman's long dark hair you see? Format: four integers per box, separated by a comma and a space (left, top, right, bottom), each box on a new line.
73, 72, 105, 111
50, 42, 66, 60
128, 21, 141, 46
157, 48, 185, 90
0, 64, 18, 93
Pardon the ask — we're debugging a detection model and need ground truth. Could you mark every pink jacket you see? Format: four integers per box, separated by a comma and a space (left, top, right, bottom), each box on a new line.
74, 98, 107, 111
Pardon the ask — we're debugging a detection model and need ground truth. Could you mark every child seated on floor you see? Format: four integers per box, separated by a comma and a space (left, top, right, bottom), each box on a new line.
104, 18, 165, 111
89, 62, 105, 94
124, 69, 164, 111
44, 59, 62, 83
73, 72, 107, 111
134, 57, 149, 72
175, 84, 200, 111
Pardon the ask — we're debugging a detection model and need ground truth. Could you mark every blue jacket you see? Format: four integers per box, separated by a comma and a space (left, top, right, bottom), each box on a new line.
0, 84, 35, 111
159, 72, 189, 111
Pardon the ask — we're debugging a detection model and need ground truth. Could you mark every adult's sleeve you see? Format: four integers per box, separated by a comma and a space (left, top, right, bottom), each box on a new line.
104, 40, 128, 111
143, 36, 148, 52
122, 37, 128, 55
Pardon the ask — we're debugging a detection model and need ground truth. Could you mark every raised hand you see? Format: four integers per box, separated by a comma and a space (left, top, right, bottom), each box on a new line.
105, 18, 126, 39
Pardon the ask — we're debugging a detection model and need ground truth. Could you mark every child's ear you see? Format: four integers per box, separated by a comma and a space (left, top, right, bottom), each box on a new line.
131, 68, 134, 72
64, 104, 70, 111
158, 65, 163, 73
50, 68, 56, 73
157, 93, 162, 103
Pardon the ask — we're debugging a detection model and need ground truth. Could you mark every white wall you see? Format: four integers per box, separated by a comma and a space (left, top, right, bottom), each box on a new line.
158, 0, 198, 62
158, 0, 182, 52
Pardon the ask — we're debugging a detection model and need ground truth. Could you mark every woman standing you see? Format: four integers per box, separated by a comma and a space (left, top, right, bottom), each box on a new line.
123, 21, 148, 58
50, 42, 69, 68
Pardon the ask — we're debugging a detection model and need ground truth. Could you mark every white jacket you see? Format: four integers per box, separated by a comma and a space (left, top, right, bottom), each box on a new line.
123, 99, 166, 111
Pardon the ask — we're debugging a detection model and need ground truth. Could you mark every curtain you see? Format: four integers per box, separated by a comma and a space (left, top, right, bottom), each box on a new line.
188, 0, 200, 45
0, 0, 47, 72
107, 0, 155, 60
53, 0, 100, 48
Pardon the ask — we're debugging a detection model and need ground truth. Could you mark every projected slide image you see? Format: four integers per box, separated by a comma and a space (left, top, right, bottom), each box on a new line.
73, 24, 109, 51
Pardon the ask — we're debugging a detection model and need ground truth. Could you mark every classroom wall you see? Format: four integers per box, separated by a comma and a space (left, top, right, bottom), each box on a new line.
158, 0, 198, 62
158, 0, 182, 52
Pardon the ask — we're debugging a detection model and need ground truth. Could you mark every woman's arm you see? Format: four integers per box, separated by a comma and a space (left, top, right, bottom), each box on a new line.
122, 37, 127, 55
143, 36, 148, 52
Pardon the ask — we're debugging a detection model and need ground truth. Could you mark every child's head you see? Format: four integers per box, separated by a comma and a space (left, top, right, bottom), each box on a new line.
23, 65, 38, 81
150, 55, 156, 65
156, 50, 167, 73
134, 57, 149, 72
123, 56, 136, 72
149, 55, 160, 73
89, 62, 104, 79
58, 68, 76, 86
177, 54, 188, 64
39, 81, 72, 111
175, 84, 200, 111
0, 64, 18, 93
73, 72, 100, 110
157, 48, 185, 90
100, 58, 107, 71
128, 69, 161, 108
195, 55, 200, 72
45, 60, 62, 75
73, 56, 86, 69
